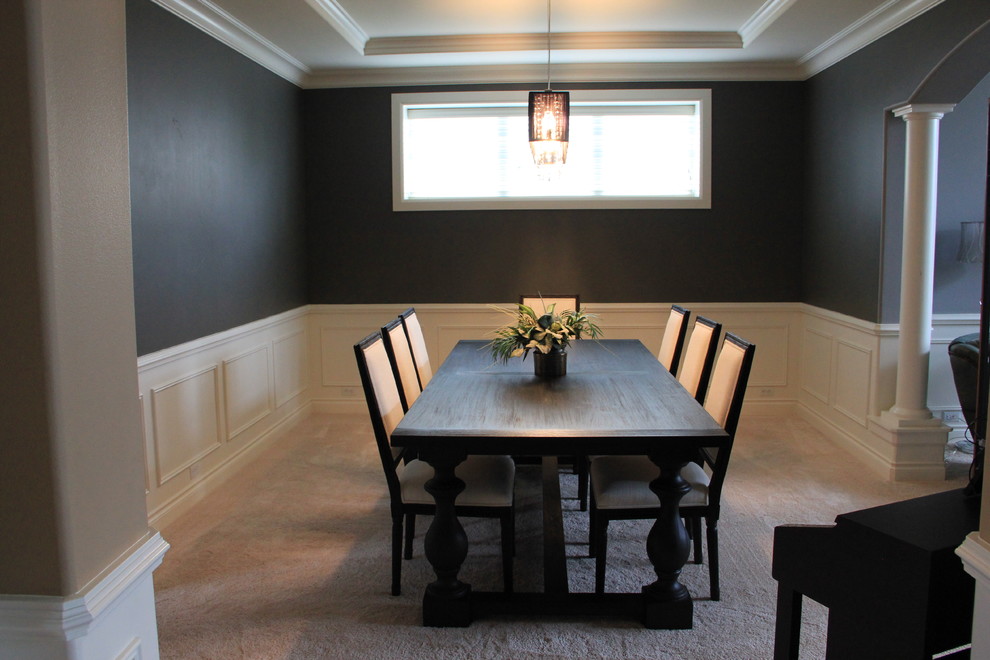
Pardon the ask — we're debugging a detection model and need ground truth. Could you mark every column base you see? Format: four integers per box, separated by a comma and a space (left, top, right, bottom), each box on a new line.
879, 408, 943, 428
871, 413, 950, 480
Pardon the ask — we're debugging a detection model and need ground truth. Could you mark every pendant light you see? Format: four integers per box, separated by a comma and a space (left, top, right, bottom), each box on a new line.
529, 0, 569, 175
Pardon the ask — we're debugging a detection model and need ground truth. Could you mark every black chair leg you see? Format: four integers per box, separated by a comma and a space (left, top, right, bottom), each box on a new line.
594, 518, 609, 594
692, 517, 703, 564
588, 493, 597, 555
577, 455, 588, 511
707, 516, 719, 601
404, 513, 415, 560
501, 510, 514, 593
391, 517, 403, 596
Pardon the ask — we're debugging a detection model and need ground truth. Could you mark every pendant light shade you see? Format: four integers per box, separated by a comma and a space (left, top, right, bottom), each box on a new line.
529, 0, 569, 174
529, 90, 570, 169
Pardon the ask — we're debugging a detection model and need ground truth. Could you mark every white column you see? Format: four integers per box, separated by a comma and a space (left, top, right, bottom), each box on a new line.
882, 103, 955, 426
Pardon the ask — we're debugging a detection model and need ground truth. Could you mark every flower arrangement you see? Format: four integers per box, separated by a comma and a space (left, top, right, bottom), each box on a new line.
489, 301, 603, 363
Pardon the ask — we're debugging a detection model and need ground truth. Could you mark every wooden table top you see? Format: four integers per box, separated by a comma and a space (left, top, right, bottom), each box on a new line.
391, 339, 726, 456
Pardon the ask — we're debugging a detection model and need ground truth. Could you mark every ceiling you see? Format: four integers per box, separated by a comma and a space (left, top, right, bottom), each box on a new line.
151, 0, 945, 88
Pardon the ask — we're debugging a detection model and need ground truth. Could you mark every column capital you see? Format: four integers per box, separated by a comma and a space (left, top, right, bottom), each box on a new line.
892, 103, 955, 120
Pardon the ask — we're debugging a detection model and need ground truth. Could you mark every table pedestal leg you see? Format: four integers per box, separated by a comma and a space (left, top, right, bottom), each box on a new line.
421, 450, 471, 627
642, 451, 693, 629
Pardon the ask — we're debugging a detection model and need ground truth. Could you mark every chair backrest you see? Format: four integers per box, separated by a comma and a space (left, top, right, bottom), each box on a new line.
704, 333, 755, 436
519, 294, 580, 315
702, 333, 755, 501
676, 315, 721, 403
354, 332, 404, 503
382, 317, 420, 412
398, 308, 432, 389
657, 305, 690, 374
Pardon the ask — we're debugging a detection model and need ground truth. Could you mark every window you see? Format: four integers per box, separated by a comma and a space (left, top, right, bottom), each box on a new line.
391, 89, 711, 211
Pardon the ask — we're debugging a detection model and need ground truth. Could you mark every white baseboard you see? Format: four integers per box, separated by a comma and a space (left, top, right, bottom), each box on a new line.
0, 533, 169, 660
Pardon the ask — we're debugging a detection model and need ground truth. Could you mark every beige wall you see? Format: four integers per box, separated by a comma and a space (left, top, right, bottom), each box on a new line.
0, 0, 62, 596
0, 0, 151, 596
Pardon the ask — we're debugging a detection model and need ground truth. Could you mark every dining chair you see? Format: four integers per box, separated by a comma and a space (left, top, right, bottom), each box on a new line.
588, 333, 755, 600
355, 331, 516, 596
519, 294, 580, 314
381, 317, 420, 412
676, 315, 722, 404
398, 307, 432, 389
657, 305, 690, 376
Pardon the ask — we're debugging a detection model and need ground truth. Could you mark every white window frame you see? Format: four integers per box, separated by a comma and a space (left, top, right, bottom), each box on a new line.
391, 89, 711, 212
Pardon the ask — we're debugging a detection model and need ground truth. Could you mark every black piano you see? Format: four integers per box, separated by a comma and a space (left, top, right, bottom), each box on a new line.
772, 488, 979, 659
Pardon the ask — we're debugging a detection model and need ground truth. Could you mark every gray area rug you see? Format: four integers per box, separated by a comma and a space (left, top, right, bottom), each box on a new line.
154, 414, 970, 659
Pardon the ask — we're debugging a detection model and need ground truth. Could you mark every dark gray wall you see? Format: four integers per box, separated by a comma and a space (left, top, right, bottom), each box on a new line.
933, 73, 990, 315
303, 82, 805, 304
127, 0, 306, 355
803, 0, 990, 323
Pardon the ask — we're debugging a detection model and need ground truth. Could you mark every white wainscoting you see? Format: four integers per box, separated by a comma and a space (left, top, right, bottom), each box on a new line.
796, 306, 977, 479
139, 303, 976, 527
138, 308, 310, 528
308, 302, 804, 416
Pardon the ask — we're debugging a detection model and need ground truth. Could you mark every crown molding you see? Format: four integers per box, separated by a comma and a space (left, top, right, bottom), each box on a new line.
799, 0, 945, 77
739, 0, 800, 46
305, 0, 368, 54
365, 31, 742, 56
159, 0, 945, 88
302, 60, 802, 89
151, 0, 309, 85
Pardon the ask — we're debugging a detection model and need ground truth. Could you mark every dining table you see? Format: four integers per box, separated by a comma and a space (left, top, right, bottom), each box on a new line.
390, 338, 727, 629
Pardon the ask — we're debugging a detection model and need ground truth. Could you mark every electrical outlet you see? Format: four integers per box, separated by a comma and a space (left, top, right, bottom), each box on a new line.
943, 410, 966, 425
342, 386, 357, 397
759, 388, 774, 397
189, 461, 202, 479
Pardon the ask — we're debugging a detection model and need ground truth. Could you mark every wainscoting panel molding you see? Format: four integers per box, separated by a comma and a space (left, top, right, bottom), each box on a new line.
801, 327, 833, 405
833, 339, 873, 427
151, 366, 222, 486
222, 344, 273, 441
274, 330, 308, 408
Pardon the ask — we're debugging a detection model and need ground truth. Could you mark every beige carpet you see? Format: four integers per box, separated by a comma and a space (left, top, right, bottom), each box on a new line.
153, 413, 971, 659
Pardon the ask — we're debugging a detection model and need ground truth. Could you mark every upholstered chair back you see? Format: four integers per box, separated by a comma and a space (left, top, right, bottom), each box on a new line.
657, 305, 690, 374
399, 308, 433, 389
704, 333, 754, 437
383, 318, 420, 412
519, 295, 580, 315
676, 316, 721, 403
355, 332, 404, 466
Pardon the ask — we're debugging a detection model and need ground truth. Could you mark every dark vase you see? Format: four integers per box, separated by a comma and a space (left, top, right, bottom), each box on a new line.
534, 348, 567, 378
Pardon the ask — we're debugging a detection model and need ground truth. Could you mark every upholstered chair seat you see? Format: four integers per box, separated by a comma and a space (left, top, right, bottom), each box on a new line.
400, 455, 516, 507
591, 457, 709, 510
